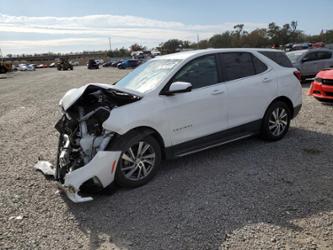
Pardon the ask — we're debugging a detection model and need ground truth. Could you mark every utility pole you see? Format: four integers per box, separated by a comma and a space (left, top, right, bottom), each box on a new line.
197, 34, 200, 49
108, 37, 112, 51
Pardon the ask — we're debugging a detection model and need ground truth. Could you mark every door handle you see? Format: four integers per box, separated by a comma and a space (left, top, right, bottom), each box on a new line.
263, 77, 272, 83
211, 89, 224, 95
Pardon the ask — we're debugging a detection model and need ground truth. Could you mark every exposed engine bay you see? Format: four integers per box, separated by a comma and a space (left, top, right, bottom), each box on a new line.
55, 85, 140, 181
35, 84, 141, 202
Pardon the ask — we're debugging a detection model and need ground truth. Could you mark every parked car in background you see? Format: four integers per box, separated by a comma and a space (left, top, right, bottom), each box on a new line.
49, 62, 56, 68
57, 58, 73, 71
28, 64, 36, 71
70, 61, 79, 66
17, 64, 35, 71
312, 42, 325, 48
44, 48, 302, 202
17, 64, 28, 71
287, 49, 333, 80
308, 68, 333, 102
292, 43, 311, 51
102, 61, 113, 67
36, 64, 48, 68
87, 59, 99, 69
117, 59, 141, 69
112, 60, 123, 67
95, 59, 104, 65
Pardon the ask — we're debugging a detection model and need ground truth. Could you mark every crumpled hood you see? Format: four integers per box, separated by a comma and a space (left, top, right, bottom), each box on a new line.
59, 83, 142, 111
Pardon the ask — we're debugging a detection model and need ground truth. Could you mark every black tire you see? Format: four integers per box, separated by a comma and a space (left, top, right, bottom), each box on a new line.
109, 131, 161, 188
261, 101, 291, 141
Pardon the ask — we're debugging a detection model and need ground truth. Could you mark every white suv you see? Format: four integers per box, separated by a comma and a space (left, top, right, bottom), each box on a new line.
47, 49, 302, 202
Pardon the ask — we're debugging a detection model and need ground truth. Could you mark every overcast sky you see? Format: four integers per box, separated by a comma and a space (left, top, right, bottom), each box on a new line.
1, 0, 332, 55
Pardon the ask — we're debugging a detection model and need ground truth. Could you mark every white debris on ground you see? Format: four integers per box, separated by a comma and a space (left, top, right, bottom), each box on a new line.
9, 215, 23, 220
33, 161, 55, 177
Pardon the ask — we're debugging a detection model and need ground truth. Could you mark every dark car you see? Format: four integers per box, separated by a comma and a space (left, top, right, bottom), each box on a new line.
111, 60, 123, 67
87, 59, 99, 70
57, 58, 73, 71
292, 43, 311, 51
117, 59, 141, 69
102, 61, 113, 67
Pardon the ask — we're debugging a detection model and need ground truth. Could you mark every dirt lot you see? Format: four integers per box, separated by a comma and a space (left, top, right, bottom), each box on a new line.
0, 67, 332, 250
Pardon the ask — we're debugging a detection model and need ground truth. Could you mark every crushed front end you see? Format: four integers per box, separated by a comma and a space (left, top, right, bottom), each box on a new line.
35, 84, 141, 202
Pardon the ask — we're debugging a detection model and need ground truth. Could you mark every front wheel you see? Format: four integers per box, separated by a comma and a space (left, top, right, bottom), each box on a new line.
112, 134, 161, 188
261, 101, 291, 141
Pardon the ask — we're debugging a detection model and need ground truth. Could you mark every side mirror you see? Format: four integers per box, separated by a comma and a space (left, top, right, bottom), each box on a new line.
164, 81, 192, 95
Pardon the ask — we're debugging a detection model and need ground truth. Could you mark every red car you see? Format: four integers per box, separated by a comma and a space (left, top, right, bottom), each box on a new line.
308, 68, 333, 102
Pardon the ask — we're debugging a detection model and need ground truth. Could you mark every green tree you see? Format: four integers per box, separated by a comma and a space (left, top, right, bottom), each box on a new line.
209, 32, 233, 48
129, 43, 145, 52
160, 39, 184, 54
242, 29, 270, 48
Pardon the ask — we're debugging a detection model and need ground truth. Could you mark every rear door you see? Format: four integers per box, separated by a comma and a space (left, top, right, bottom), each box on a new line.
316, 50, 333, 70
219, 52, 276, 128
300, 51, 320, 76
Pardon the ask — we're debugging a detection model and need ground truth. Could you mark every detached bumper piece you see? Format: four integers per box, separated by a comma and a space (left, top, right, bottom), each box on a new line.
34, 151, 121, 203
34, 161, 56, 177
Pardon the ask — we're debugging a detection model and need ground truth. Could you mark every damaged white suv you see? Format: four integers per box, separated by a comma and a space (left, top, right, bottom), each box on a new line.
38, 49, 302, 202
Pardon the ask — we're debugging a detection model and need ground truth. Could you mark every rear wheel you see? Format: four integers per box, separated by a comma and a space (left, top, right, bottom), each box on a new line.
110, 133, 161, 188
261, 101, 291, 141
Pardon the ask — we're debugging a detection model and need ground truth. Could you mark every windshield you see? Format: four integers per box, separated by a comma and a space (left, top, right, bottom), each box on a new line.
115, 59, 181, 93
286, 51, 305, 64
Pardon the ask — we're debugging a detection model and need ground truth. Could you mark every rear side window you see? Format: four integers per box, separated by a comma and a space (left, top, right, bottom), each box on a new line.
219, 52, 267, 82
317, 51, 332, 60
173, 55, 219, 89
259, 51, 293, 68
252, 56, 268, 74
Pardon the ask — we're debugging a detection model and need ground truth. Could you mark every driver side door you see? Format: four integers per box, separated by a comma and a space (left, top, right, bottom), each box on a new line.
300, 52, 320, 76
161, 54, 228, 149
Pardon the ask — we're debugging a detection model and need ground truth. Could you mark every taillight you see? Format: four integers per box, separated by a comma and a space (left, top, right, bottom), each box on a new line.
293, 71, 302, 82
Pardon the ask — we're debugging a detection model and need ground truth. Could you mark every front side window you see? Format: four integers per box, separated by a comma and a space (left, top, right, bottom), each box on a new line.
173, 55, 219, 89
219, 52, 256, 81
303, 52, 319, 62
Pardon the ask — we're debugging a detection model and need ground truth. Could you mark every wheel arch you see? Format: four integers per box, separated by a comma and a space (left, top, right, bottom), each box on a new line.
266, 96, 294, 118
109, 126, 166, 159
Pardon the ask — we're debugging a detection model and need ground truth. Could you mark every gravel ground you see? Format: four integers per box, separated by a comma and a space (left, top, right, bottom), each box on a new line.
0, 67, 332, 250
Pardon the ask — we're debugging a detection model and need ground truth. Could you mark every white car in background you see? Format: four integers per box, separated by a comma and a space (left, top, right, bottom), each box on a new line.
70, 61, 79, 66
17, 64, 35, 71
95, 59, 104, 65
37, 48, 302, 202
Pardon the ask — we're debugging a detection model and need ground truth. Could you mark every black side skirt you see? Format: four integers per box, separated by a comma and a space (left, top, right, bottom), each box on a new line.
165, 120, 262, 159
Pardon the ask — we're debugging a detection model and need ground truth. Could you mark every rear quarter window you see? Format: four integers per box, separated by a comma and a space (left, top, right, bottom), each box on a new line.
259, 51, 293, 68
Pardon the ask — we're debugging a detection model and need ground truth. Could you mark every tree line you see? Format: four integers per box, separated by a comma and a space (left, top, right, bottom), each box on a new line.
158, 21, 333, 54
5, 21, 333, 58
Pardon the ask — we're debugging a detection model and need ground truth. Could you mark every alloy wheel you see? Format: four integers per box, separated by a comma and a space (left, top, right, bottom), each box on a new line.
268, 107, 289, 136
120, 141, 156, 181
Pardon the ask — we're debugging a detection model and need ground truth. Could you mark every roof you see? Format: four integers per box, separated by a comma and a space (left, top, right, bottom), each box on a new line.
158, 48, 282, 60
286, 48, 333, 54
